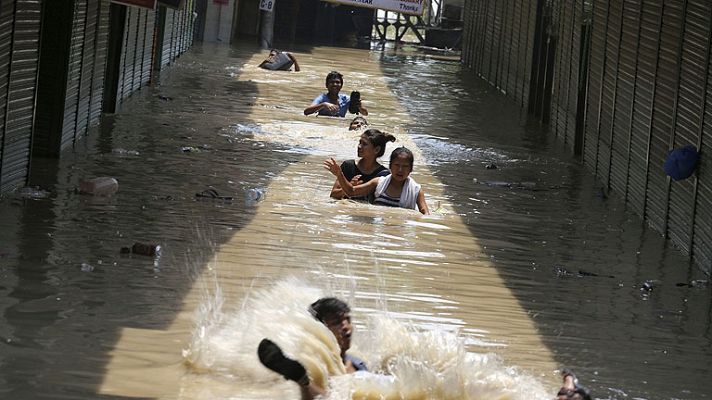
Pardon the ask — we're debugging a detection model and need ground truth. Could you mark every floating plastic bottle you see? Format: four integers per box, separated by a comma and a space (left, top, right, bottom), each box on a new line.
78, 177, 119, 196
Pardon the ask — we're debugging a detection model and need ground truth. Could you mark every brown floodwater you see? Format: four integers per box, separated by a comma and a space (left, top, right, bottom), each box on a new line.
0, 41, 710, 400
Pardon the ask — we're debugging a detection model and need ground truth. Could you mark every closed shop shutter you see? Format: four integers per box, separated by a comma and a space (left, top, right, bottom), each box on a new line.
583, 0, 606, 172
131, 8, 144, 93
551, 0, 566, 144
61, 0, 87, 150
646, 1, 684, 233
0, 0, 41, 193
0, 3, 13, 180
76, 0, 98, 139
505, 0, 520, 98
667, 1, 711, 252
161, 9, 174, 68
121, 7, 138, 101
481, 1, 494, 83
606, 0, 628, 197
627, 0, 663, 216
564, 2, 581, 150
596, 0, 622, 192
522, 1, 536, 111
473, 0, 487, 74
499, 0, 513, 94
693, 6, 712, 269
178, 5, 187, 54
140, 9, 155, 86
90, 0, 110, 124
615, 0, 641, 208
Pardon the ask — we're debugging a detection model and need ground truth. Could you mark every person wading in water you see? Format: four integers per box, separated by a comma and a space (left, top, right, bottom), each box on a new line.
257, 297, 366, 400
304, 71, 368, 117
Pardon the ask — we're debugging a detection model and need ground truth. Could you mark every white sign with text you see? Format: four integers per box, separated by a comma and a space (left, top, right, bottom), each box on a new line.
324, 0, 423, 16
259, 0, 275, 12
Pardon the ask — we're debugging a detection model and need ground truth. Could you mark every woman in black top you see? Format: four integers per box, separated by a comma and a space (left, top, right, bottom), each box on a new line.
330, 128, 396, 202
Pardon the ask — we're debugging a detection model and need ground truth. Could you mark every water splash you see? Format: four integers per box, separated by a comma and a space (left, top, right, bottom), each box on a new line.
183, 278, 550, 399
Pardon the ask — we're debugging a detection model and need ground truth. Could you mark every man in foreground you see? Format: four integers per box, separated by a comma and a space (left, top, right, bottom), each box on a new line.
257, 297, 366, 399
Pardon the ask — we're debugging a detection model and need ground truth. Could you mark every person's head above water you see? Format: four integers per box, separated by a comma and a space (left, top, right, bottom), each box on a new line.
349, 116, 369, 131
389, 147, 415, 181
325, 71, 344, 96
325, 71, 343, 86
359, 129, 396, 159
309, 297, 352, 356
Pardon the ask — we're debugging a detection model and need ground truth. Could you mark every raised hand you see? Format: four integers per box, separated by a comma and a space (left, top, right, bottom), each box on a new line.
323, 158, 341, 176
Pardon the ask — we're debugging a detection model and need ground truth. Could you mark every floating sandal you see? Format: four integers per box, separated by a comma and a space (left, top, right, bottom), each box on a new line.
257, 339, 309, 386
195, 189, 233, 201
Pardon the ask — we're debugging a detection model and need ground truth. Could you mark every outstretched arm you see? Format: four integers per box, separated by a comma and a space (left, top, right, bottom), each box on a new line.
286, 53, 300, 72
324, 158, 377, 197
330, 175, 363, 199
416, 190, 429, 215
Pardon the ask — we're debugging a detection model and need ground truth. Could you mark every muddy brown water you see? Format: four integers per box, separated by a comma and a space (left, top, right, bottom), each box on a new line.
0, 41, 710, 399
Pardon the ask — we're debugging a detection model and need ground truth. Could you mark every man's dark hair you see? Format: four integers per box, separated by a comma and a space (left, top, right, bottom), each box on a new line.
309, 297, 350, 322
325, 71, 344, 86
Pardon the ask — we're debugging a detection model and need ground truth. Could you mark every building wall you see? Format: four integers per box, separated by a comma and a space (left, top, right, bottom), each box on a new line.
0, 0, 41, 194
462, 0, 712, 273
0, 0, 197, 196
203, 0, 234, 42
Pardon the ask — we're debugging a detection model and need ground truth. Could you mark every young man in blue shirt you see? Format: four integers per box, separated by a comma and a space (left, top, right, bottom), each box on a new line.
304, 71, 368, 117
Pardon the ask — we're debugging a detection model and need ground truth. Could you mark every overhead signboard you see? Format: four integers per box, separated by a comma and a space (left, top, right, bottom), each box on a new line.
324, 0, 423, 16
111, 0, 157, 9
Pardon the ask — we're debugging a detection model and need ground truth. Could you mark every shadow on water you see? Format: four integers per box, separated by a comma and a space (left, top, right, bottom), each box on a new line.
0, 43, 311, 399
377, 48, 712, 399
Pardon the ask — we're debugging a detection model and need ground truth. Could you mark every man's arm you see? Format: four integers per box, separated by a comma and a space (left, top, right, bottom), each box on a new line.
286, 52, 300, 72
305, 96, 339, 116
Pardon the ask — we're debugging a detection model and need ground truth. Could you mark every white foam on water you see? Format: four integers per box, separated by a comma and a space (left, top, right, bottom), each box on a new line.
183, 278, 551, 399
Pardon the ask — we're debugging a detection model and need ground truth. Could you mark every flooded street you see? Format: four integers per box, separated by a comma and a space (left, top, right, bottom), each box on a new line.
1, 42, 711, 399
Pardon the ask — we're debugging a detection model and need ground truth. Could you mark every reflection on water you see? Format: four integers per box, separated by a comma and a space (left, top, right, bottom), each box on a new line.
0, 41, 710, 400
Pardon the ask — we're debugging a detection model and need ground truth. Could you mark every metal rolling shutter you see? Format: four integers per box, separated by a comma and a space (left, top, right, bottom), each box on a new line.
666, 1, 710, 252
646, 1, 684, 233
140, 9, 155, 86
521, 0, 536, 111
627, 1, 663, 216
461, 0, 473, 69
1, 0, 41, 193
187, 0, 195, 48
693, 6, 712, 270
474, 0, 484, 71
512, 0, 526, 106
597, 0, 622, 192
607, 0, 633, 197
90, 0, 110, 124
0, 3, 13, 186
76, 0, 97, 139
481, 1, 494, 83
491, 1, 503, 88
178, 5, 187, 54
470, 0, 486, 73
506, 0, 521, 98
583, 0, 606, 172
61, 0, 87, 150
564, 2, 581, 150
552, 0, 566, 143
131, 8, 144, 93
500, 0, 514, 95
121, 7, 138, 101
161, 9, 173, 68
